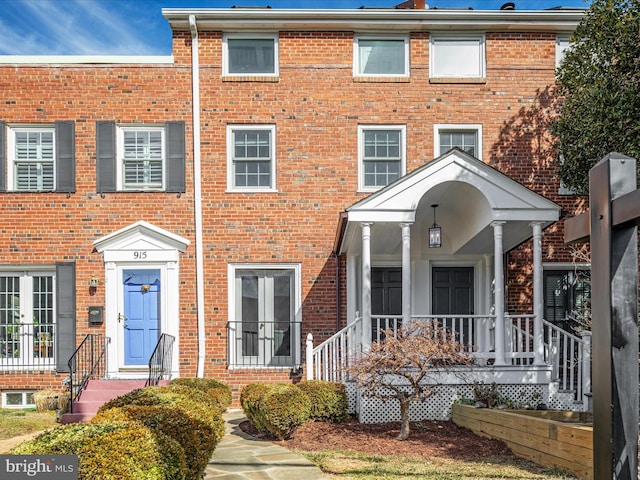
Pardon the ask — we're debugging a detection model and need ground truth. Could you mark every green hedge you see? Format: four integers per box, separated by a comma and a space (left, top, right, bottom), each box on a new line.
170, 377, 232, 413
297, 380, 349, 422
11, 420, 185, 480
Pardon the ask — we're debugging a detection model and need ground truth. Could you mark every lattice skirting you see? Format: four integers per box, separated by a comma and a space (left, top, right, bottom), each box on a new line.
352, 382, 585, 423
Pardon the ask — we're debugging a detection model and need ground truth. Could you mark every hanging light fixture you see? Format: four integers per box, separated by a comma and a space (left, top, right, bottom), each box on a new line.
429, 204, 442, 248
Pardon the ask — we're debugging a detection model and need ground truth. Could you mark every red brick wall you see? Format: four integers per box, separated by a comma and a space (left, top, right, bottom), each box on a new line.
0, 28, 584, 404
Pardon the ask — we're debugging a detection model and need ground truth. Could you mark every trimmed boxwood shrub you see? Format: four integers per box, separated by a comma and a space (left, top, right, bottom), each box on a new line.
297, 380, 349, 422
11, 420, 185, 480
170, 377, 232, 413
256, 384, 312, 440
240, 383, 275, 434
93, 405, 214, 480
98, 385, 225, 443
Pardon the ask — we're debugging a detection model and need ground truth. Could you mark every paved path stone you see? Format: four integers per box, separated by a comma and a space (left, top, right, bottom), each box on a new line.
204, 410, 327, 480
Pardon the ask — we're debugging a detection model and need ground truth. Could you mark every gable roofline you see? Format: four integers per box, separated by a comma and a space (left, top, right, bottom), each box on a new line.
163, 8, 584, 33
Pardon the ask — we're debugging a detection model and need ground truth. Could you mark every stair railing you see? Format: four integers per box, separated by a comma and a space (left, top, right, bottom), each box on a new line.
67, 334, 109, 414
146, 333, 175, 387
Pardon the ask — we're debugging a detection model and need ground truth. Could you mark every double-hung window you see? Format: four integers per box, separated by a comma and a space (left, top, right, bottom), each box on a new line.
0, 270, 55, 369
228, 125, 275, 191
430, 35, 485, 79
118, 126, 164, 190
544, 268, 590, 332
354, 35, 409, 78
434, 124, 482, 159
2, 121, 75, 193
359, 126, 405, 190
223, 34, 278, 76
228, 265, 301, 368
556, 34, 571, 69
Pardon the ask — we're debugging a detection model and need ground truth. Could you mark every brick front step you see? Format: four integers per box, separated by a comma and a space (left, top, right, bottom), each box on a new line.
61, 379, 169, 424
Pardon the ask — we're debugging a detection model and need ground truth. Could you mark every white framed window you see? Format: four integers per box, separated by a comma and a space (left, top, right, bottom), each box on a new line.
117, 126, 165, 191
430, 35, 485, 79
2, 391, 36, 409
543, 264, 590, 332
228, 264, 301, 368
8, 126, 55, 191
358, 125, 405, 190
434, 124, 482, 159
0, 270, 56, 370
556, 34, 571, 69
227, 125, 276, 191
354, 35, 410, 78
223, 34, 279, 76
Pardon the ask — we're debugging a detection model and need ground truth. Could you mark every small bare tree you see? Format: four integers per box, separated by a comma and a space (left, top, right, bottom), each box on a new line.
346, 320, 473, 440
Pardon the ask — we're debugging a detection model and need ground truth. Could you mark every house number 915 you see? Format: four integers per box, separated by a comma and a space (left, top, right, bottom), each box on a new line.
133, 251, 148, 259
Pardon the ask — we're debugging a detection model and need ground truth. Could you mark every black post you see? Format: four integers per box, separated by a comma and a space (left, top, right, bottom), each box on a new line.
590, 153, 638, 479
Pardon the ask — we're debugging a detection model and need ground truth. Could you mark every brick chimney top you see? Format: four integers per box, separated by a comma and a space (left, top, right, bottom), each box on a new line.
394, 0, 427, 9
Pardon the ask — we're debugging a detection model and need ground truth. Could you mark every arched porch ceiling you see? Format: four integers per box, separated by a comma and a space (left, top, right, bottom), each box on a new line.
336, 149, 560, 256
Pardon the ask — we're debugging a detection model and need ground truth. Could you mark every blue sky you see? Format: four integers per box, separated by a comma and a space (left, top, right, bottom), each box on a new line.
0, 0, 588, 56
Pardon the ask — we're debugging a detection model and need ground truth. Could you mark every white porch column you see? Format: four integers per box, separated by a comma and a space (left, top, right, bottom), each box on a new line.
361, 223, 372, 349
492, 221, 507, 366
401, 223, 412, 325
531, 222, 545, 365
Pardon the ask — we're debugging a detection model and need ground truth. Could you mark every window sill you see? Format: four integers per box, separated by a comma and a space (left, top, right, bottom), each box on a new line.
226, 188, 278, 194
353, 76, 410, 83
429, 77, 487, 84
227, 365, 298, 370
222, 75, 280, 83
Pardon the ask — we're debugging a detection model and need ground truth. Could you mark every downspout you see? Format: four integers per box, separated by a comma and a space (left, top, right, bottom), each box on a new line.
189, 15, 206, 378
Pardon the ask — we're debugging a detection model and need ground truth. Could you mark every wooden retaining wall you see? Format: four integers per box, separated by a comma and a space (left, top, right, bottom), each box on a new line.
452, 403, 592, 479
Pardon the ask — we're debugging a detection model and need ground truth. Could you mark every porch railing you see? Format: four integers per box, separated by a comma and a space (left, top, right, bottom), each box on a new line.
308, 314, 591, 405
67, 334, 109, 414
0, 322, 56, 371
146, 333, 175, 387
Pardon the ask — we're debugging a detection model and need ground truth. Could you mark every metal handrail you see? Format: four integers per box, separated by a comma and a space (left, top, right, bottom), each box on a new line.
67, 334, 109, 414
146, 333, 175, 387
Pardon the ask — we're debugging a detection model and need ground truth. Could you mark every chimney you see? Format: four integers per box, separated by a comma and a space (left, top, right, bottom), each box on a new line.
395, 0, 427, 9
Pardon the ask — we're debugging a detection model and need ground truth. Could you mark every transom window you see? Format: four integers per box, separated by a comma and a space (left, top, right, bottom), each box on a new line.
430, 35, 485, 79
359, 126, 405, 190
434, 124, 482, 159
354, 36, 409, 77
223, 34, 278, 76
9, 127, 55, 191
228, 265, 301, 368
228, 125, 276, 191
117, 126, 165, 190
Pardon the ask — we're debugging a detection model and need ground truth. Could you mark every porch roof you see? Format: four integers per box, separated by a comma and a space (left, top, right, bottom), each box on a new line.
335, 149, 561, 256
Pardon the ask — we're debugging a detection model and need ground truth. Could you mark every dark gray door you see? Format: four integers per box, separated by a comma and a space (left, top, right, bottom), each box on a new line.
371, 267, 402, 341
432, 267, 474, 315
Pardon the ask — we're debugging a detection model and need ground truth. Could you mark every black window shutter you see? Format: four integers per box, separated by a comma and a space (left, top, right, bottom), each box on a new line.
96, 121, 116, 193
0, 121, 5, 192
165, 121, 186, 193
55, 262, 76, 373
56, 120, 75, 193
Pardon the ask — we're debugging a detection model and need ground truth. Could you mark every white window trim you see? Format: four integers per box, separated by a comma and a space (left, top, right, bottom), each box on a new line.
434, 124, 483, 160
116, 125, 166, 191
430, 34, 486, 79
226, 124, 277, 192
353, 34, 410, 78
222, 33, 279, 77
7, 124, 56, 192
227, 263, 302, 369
556, 34, 571, 69
358, 125, 406, 192
2, 391, 36, 409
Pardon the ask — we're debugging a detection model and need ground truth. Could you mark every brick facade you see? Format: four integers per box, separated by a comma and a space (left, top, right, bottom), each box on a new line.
0, 6, 585, 405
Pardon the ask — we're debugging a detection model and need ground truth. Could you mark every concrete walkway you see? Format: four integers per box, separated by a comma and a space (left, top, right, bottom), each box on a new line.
204, 410, 327, 480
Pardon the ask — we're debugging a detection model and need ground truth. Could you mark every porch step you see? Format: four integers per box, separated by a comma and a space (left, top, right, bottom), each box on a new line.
61, 379, 169, 424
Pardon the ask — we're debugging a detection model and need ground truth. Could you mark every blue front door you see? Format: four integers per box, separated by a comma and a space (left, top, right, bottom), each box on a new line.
123, 269, 160, 365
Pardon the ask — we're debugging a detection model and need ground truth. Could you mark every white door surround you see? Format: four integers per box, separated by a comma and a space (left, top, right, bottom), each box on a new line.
94, 221, 189, 379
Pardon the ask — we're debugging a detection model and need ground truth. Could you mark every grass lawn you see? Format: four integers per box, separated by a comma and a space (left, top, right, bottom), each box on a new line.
298, 450, 577, 479
0, 409, 57, 440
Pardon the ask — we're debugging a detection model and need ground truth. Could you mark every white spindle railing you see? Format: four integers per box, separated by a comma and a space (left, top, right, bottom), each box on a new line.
307, 313, 591, 405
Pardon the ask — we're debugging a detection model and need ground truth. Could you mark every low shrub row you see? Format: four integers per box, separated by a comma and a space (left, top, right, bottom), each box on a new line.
12, 377, 231, 480
240, 380, 348, 440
